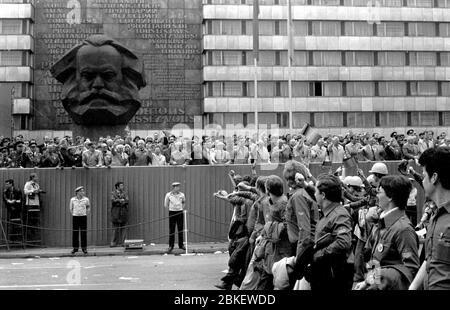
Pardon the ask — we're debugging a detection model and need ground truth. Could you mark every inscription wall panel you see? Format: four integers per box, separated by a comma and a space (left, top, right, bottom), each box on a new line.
34, 0, 203, 130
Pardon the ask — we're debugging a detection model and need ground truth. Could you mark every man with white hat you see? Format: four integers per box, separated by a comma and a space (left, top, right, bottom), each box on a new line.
69, 186, 90, 255
164, 182, 186, 253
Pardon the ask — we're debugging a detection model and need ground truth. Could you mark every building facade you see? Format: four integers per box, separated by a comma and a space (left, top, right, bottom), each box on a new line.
1, 0, 450, 138
0, 0, 34, 135
203, 0, 450, 135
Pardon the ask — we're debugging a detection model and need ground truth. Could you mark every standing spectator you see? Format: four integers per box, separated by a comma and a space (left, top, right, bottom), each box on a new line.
362, 137, 377, 162
345, 135, 362, 161
310, 139, 327, 163
82, 142, 103, 168
62, 146, 83, 168
24, 173, 42, 211
310, 174, 353, 291
355, 176, 419, 290
211, 142, 231, 165
129, 140, 152, 166
418, 131, 435, 154
402, 136, 420, 161
23, 142, 42, 168
0, 147, 12, 168
152, 146, 168, 166
110, 182, 129, 247
233, 137, 249, 165
384, 136, 402, 160
292, 138, 309, 164
12, 142, 25, 168
69, 186, 90, 255
111, 144, 129, 167
164, 182, 186, 253
254, 140, 270, 164
100, 143, 113, 167
40, 145, 62, 168
410, 147, 450, 290
328, 136, 345, 164
374, 137, 387, 161
3, 179, 22, 220
190, 138, 205, 165
170, 142, 191, 165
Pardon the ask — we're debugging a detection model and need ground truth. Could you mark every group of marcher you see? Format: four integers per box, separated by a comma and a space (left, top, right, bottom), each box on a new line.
213, 147, 450, 290
1, 129, 449, 169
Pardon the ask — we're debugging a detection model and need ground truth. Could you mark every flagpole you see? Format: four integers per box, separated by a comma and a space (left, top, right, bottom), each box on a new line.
254, 57, 258, 138
287, 0, 293, 133
253, 0, 260, 138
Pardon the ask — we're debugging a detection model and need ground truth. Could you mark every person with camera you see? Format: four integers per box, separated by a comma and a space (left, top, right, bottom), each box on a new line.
354, 175, 420, 290
409, 147, 450, 290
24, 173, 43, 210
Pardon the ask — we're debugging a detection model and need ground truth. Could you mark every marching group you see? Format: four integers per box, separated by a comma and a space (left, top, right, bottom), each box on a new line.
1, 129, 449, 169
213, 147, 450, 290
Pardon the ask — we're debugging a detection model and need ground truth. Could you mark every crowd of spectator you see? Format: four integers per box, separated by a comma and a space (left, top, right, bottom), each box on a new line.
1, 129, 449, 168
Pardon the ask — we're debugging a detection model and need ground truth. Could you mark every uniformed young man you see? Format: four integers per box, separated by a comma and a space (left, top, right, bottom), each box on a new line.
164, 182, 186, 253
69, 186, 91, 255
309, 174, 353, 291
410, 147, 450, 290
354, 175, 420, 290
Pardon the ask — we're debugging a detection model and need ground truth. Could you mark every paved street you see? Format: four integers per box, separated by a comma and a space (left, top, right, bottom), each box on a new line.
0, 253, 229, 290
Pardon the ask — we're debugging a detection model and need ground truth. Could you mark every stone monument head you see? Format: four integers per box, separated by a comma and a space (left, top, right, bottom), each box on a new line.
50, 35, 146, 127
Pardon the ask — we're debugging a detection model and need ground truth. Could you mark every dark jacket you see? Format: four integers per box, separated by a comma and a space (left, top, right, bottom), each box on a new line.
424, 201, 450, 290
310, 202, 353, 290
364, 208, 420, 290
285, 188, 320, 259
111, 189, 129, 224
3, 187, 22, 213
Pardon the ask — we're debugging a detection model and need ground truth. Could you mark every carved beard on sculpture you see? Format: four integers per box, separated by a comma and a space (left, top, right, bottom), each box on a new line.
51, 35, 146, 127
61, 76, 141, 126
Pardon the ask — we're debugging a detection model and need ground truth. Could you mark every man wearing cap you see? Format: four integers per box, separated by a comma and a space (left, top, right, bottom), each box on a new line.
164, 182, 186, 253
69, 186, 90, 255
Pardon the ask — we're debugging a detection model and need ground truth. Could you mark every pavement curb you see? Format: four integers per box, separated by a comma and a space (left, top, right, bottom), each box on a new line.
0, 246, 229, 259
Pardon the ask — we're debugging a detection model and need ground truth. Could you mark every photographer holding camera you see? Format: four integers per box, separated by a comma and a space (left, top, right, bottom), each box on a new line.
24, 173, 44, 210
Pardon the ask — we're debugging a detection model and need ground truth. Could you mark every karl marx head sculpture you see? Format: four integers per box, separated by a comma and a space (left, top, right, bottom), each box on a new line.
50, 35, 146, 126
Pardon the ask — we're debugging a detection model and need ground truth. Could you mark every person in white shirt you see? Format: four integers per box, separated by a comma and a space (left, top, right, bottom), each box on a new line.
152, 146, 167, 166
164, 182, 186, 253
69, 186, 90, 255
24, 173, 42, 209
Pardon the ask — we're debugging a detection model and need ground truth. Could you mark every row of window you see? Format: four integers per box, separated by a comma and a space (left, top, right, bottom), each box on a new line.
0, 51, 32, 66
205, 81, 450, 97
205, 50, 450, 67
5, 82, 33, 98
0, 0, 30, 3
205, 20, 450, 37
0, 19, 32, 35
204, 0, 450, 8
206, 111, 450, 128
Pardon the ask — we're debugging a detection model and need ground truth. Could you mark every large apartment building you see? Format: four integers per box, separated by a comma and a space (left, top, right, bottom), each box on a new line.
1, 0, 450, 137
202, 0, 450, 135
0, 0, 34, 135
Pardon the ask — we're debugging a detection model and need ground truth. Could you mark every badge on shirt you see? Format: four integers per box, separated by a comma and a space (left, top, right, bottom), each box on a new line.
377, 243, 384, 252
